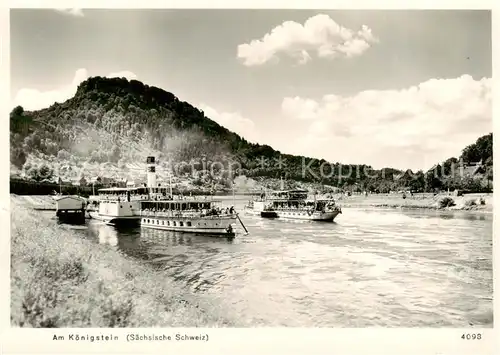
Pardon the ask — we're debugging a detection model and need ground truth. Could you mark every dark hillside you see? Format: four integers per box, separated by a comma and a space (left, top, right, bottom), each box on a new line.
9, 76, 493, 193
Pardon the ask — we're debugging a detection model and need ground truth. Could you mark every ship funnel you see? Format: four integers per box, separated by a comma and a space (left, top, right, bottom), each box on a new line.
146, 156, 157, 188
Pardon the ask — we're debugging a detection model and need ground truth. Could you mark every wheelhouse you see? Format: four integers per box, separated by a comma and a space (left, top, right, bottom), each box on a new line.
273, 189, 308, 200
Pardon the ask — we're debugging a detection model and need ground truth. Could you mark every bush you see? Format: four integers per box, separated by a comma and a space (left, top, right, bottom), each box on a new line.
464, 199, 477, 207
439, 196, 456, 208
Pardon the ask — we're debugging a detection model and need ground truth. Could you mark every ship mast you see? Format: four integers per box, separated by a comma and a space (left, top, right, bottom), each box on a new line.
232, 181, 235, 206
169, 172, 173, 197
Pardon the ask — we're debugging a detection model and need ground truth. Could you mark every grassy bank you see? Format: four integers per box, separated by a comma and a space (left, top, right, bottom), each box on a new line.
10, 195, 239, 327
337, 193, 493, 213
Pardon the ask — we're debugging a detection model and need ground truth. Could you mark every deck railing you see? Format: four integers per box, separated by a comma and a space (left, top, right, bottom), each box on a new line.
140, 210, 236, 218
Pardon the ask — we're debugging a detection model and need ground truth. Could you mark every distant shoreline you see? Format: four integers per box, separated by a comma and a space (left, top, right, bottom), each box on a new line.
10, 176, 262, 197
336, 193, 493, 214
12, 191, 493, 216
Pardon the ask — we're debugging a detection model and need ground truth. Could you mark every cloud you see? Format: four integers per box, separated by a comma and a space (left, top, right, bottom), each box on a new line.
54, 9, 84, 17
281, 97, 320, 120
281, 75, 491, 170
198, 104, 259, 143
12, 68, 138, 111
107, 71, 138, 80
237, 14, 378, 66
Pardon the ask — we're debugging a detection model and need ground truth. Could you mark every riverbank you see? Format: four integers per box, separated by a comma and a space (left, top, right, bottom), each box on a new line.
337, 193, 493, 213
10, 195, 238, 327
13, 192, 494, 214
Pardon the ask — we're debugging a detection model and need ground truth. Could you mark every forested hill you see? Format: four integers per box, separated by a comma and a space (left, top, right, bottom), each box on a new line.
9, 76, 493, 193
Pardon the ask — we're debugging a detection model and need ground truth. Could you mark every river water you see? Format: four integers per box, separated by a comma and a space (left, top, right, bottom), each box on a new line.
71, 197, 493, 327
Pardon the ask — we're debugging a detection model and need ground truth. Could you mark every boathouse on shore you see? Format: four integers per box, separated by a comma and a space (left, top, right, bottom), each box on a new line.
54, 195, 86, 223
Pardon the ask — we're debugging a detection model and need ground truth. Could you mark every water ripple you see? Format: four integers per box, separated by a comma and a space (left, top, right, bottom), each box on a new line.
77, 202, 492, 327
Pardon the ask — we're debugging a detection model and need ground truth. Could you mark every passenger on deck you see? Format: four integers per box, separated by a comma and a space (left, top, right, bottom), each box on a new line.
229, 206, 235, 214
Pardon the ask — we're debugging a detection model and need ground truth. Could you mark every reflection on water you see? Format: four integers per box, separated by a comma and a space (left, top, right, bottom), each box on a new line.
87, 223, 119, 247
69, 199, 493, 327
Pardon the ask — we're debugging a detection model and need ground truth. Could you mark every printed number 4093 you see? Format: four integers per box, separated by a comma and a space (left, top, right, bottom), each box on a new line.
461, 334, 482, 340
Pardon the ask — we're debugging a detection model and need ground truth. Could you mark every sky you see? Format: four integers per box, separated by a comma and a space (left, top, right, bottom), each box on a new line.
10, 9, 492, 171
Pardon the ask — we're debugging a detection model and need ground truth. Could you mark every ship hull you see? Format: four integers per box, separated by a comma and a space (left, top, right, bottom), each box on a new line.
88, 211, 141, 226
243, 206, 262, 216
272, 210, 341, 221
139, 214, 237, 237
244, 205, 341, 221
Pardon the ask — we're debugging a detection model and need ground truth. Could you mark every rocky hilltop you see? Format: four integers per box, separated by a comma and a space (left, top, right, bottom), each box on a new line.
10, 76, 493, 193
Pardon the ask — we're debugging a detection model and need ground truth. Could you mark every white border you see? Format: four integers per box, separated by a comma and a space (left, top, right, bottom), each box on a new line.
0, 329, 498, 354
5, 0, 497, 10
1, 2, 498, 354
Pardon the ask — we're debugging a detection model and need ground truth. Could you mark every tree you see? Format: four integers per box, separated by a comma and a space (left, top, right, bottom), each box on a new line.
10, 147, 27, 168
10, 105, 33, 136
57, 149, 71, 160
424, 170, 442, 192
461, 133, 493, 164
409, 171, 425, 192
442, 157, 458, 176
26, 163, 54, 182
79, 174, 87, 186
109, 145, 121, 163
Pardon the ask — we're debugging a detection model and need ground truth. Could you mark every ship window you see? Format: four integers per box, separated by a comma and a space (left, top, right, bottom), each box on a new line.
157, 220, 159, 225
130, 205, 132, 208
143, 219, 145, 223
180, 221, 184, 227
167, 221, 170, 226
120, 205, 123, 208
173, 221, 176, 226
162, 221, 164, 225
187, 221, 191, 226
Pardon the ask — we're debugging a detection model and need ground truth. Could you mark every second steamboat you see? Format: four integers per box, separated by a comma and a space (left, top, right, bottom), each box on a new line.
244, 189, 342, 222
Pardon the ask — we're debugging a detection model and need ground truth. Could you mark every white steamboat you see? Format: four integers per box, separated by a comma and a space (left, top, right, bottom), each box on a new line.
87, 186, 147, 225
244, 189, 342, 222
139, 197, 238, 237
88, 156, 244, 237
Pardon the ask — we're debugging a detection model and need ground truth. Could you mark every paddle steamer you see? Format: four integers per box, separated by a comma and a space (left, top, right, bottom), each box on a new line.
87, 186, 147, 225
140, 197, 237, 236
88, 156, 241, 236
244, 189, 342, 222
